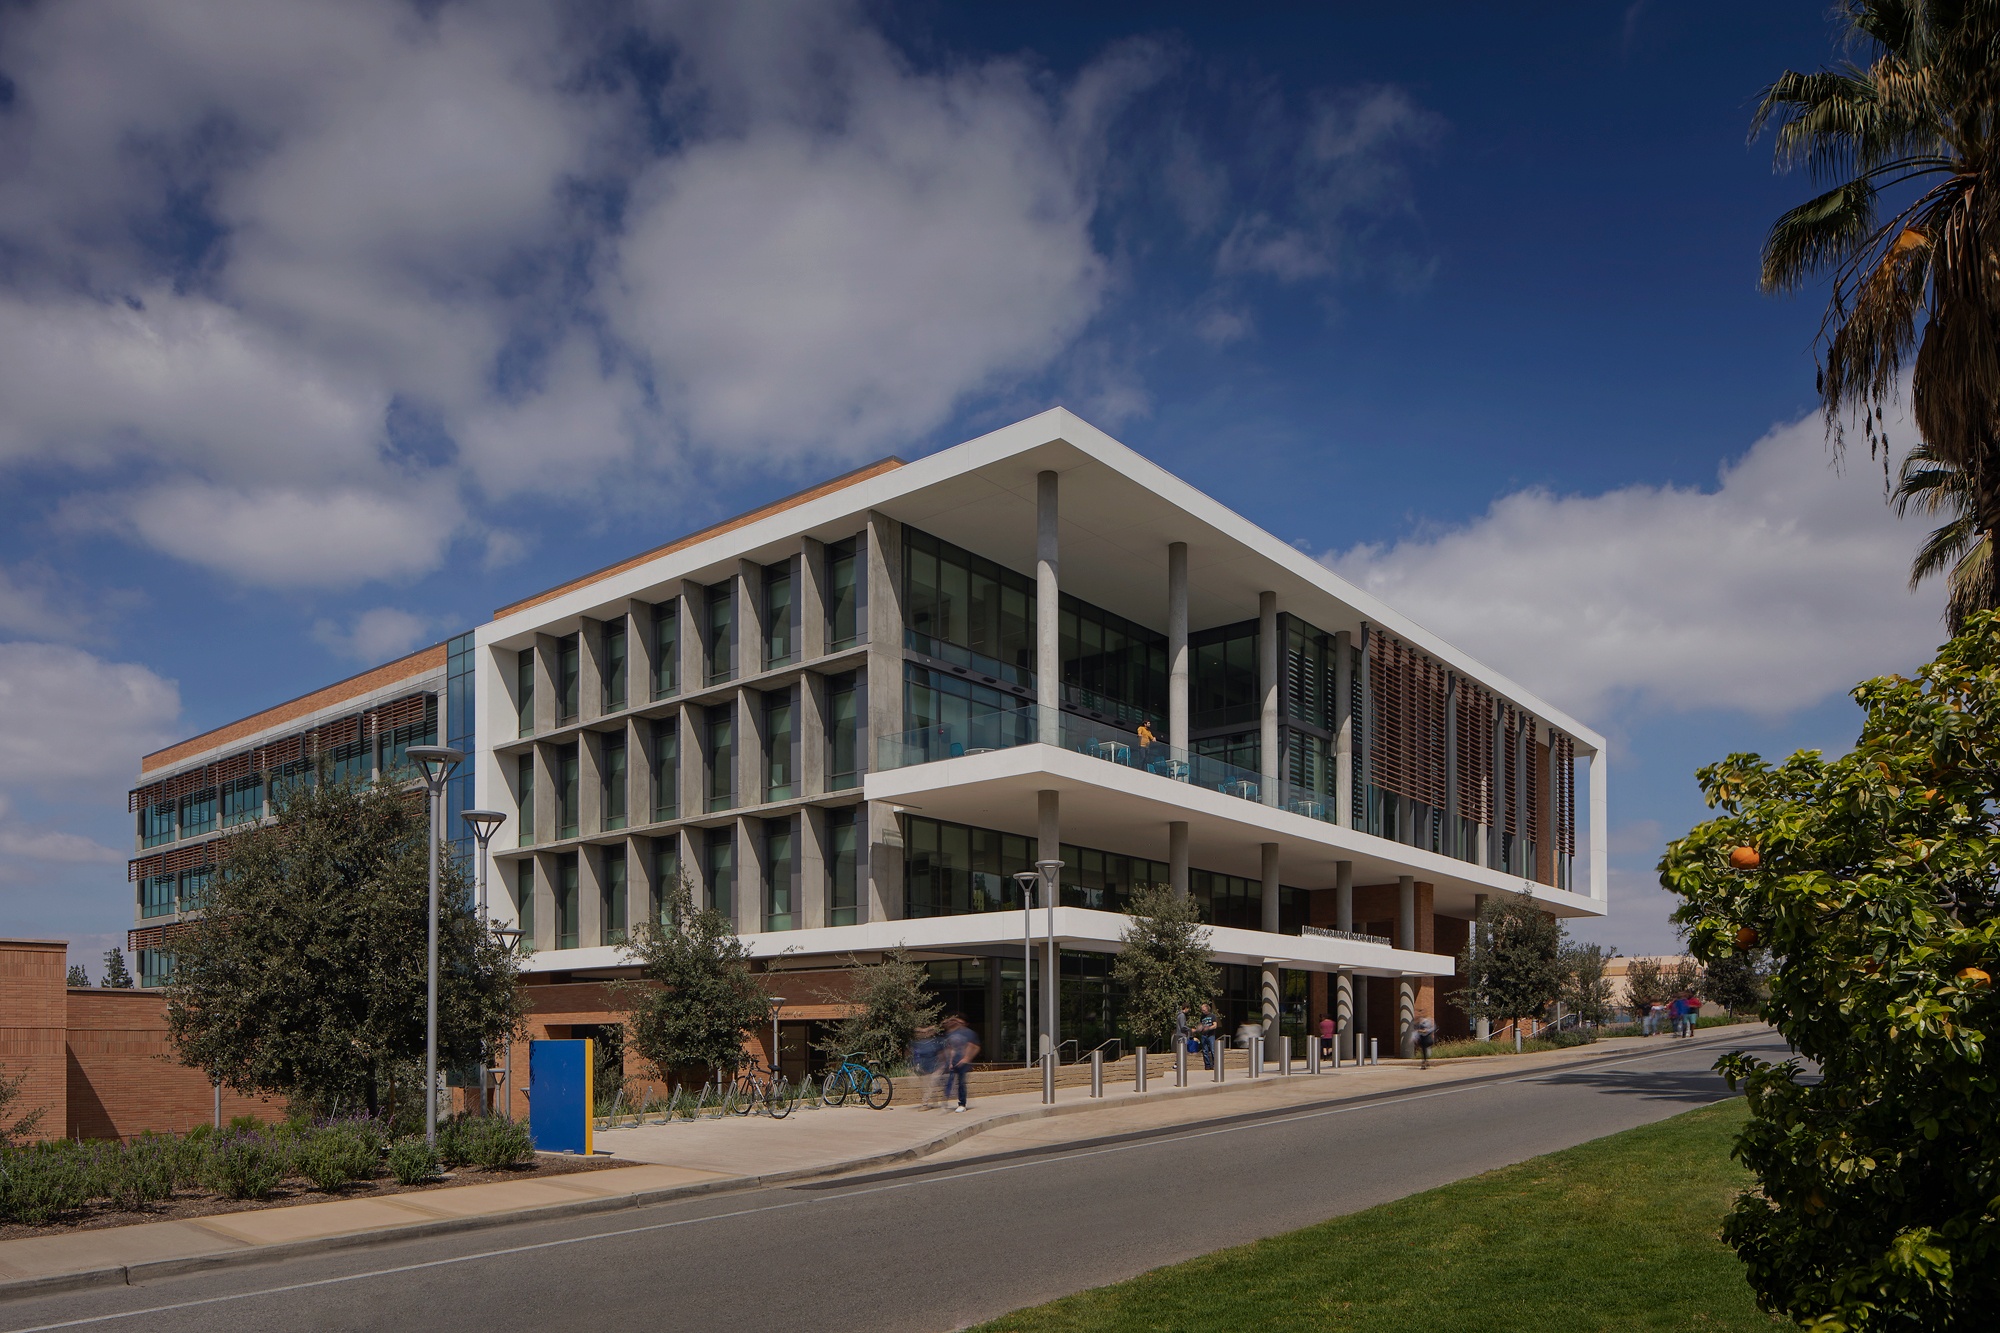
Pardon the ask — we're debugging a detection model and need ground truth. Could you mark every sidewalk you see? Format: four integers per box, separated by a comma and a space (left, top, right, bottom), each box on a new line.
0, 1027, 1765, 1301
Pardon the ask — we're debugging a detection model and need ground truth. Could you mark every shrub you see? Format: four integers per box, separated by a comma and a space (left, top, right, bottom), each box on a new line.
109, 1134, 178, 1209
298, 1127, 379, 1192
463, 1118, 533, 1169
205, 1132, 286, 1200
386, 1136, 438, 1185
0, 1145, 94, 1224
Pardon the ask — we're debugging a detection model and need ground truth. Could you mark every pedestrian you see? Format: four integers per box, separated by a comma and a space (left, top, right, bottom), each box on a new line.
1318, 1012, 1336, 1064
940, 1013, 980, 1112
1670, 993, 1691, 1038
1196, 1002, 1219, 1070
1414, 1015, 1438, 1069
1642, 1000, 1662, 1037
1137, 719, 1157, 747
912, 1025, 943, 1110
1174, 1006, 1192, 1063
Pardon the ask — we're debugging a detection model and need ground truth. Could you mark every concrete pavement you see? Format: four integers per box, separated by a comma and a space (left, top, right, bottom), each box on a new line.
0, 1026, 1768, 1306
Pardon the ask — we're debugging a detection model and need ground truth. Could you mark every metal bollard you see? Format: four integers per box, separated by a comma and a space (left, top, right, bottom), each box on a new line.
1090, 1049, 1104, 1098
1135, 1046, 1147, 1093
1214, 1045, 1225, 1082
1307, 1035, 1320, 1074
1248, 1036, 1262, 1078
1369, 1037, 1379, 1065
1042, 1052, 1056, 1104
1279, 1035, 1292, 1076
1175, 1043, 1187, 1087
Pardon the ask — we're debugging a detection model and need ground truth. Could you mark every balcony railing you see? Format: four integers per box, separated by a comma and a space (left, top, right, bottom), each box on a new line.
877, 707, 1352, 820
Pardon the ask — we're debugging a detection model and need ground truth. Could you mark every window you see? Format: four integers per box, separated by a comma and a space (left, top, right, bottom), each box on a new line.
653, 837, 681, 926
1283, 617, 1334, 730
179, 789, 217, 837
557, 854, 579, 949
1059, 595, 1168, 727
706, 705, 735, 812
179, 867, 214, 912
705, 827, 735, 918
1192, 622, 1259, 732
763, 691, 795, 802
602, 846, 627, 945
706, 584, 735, 685
139, 949, 174, 988
902, 663, 1034, 755
140, 801, 176, 848
764, 562, 795, 668
826, 672, 860, 790
515, 860, 535, 941
602, 734, 627, 830
651, 601, 679, 699
902, 815, 1034, 918
603, 621, 628, 712
558, 635, 580, 724
827, 807, 859, 926
1194, 731, 1259, 776
381, 701, 437, 778
763, 818, 795, 930
558, 744, 580, 838
902, 526, 1036, 688
826, 536, 861, 650
328, 740, 370, 786
221, 776, 263, 828
516, 753, 535, 847
651, 720, 679, 820
139, 874, 177, 918
517, 649, 535, 737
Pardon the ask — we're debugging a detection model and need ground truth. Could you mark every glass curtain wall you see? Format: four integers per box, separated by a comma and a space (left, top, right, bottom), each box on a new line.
827, 807, 859, 925
557, 744, 580, 838
557, 854, 579, 949
602, 734, 627, 830
651, 601, 679, 698
602, 622, 627, 712
763, 561, 795, 668
705, 827, 735, 917
902, 527, 1037, 688
516, 754, 535, 846
557, 635, 580, 723
706, 705, 735, 812
825, 672, 860, 790
652, 837, 680, 925
517, 649, 534, 736
764, 691, 795, 801
651, 720, 678, 820
705, 585, 735, 685
763, 818, 795, 930
825, 537, 861, 649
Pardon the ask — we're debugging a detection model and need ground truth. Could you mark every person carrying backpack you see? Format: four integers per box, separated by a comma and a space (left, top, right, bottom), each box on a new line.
1414, 1015, 1438, 1069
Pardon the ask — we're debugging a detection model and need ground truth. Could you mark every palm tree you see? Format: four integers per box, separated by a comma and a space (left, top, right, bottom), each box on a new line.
1755, 2, 2000, 613
1893, 440, 1992, 631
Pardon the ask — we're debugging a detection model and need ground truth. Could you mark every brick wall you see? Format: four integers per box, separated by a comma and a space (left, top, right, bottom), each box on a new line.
0, 940, 67, 1142
64, 989, 281, 1139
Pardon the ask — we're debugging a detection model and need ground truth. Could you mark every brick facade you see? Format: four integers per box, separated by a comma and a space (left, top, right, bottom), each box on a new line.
0, 941, 67, 1140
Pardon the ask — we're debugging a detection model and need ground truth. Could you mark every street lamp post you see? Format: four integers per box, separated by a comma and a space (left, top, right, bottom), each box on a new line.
461, 809, 507, 1113
1036, 858, 1063, 1062
406, 745, 464, 1146
768, 996, 785, 1082
1011, 870, 1040, 1069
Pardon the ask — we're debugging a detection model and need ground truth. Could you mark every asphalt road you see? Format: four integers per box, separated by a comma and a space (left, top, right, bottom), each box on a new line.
0, 1031, 1788, 1333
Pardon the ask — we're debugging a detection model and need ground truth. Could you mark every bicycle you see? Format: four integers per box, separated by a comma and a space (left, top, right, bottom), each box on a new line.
820, 1053, 893, 1109
730, 1057, 794, 1119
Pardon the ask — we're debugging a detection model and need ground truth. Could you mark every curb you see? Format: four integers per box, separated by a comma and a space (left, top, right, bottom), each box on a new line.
0, 1026, 1766, 1304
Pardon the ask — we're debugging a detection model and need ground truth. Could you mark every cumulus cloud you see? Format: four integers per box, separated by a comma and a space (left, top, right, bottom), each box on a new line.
312, 607, 436, 665
0, 0, 1176, 581
0, 825, 122, 864
0, 642, 180, 791
1330, 411, 1945, 719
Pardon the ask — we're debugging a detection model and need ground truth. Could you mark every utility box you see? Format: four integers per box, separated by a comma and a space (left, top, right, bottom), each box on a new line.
527, 1038, 594, 1156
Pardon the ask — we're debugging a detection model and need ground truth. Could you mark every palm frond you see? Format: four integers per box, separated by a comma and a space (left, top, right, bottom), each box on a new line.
1760, 181, 1877, 291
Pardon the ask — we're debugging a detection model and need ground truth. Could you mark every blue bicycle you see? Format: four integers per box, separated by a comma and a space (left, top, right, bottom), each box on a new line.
821, 1053, 893, 1109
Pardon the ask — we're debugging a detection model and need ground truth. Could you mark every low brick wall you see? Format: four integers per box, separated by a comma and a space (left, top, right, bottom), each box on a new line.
64, 989, 280, 1139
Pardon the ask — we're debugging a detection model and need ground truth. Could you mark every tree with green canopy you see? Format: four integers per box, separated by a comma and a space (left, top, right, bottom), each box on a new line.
814, 948, 941, 1070
65, 964, 89, 988
617, 874, 770, 1081
1755, 1, 2000, 618
1661, 613, 2000, 1327
1113, 882, 1220, 1050
1455, 891, 1564, 1045
165, 777, 523, 1117
99, 948, 134, 989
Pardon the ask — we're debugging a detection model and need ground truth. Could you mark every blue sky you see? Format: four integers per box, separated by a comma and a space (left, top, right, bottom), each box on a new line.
0, 2, 1943, 972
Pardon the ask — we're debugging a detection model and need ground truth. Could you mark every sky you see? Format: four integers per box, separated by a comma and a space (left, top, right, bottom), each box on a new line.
0, 1, 1946, 975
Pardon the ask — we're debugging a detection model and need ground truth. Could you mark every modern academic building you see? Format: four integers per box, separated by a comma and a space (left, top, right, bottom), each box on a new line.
124, 409, 1606, 1076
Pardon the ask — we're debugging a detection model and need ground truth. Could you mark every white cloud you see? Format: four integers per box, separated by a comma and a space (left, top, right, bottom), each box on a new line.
0, 825, 122, 864
312, 607, 435, 665
0, 641, 180, 791
1330, 411, 1945, 719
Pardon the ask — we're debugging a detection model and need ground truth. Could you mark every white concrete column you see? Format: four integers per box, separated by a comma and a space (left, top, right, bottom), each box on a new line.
1168, 820, 1189, 900
1260, 959, 1282, 1045
1398, 874, 1417, 1058
1333, 629, 1354, 828
1258, 591, 1279, 805
1168, 542, 1189, 752
1335, 859, 1354, 1060
1038, 788, 1061, 1060
1037, 471, 1060, 746
1588, 747, 1608, 904
1260, 842, 1281, 1037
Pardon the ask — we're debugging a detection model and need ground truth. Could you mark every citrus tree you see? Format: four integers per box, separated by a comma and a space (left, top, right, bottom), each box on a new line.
1660, 616, 2000, 1328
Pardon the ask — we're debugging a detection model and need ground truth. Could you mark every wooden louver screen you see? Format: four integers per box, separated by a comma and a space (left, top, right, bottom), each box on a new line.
129, 691, 434, 811
128, 839, 229, 882
1455, 682, 1494, 826
1553, 731, 1577, 858
1368, 631, 1448, 810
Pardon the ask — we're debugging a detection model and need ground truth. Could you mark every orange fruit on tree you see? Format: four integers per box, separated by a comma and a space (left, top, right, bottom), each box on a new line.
1729, 846, 1761, 869
1735, 927, 1759, 950
1958, 967, 1991, 988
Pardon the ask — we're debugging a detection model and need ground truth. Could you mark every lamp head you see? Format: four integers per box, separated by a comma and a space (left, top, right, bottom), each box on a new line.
1011, 869, 1041, 902
1035, 858, 1065, 879
461, 808, 507, 846
404, 745, 463, 789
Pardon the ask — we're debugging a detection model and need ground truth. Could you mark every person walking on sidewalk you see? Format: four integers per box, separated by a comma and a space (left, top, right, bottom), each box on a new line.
1414, 1015, 1438, 1069
941, 1014, 980, 1112
1196, 1002, 1219, 1070
912, 1025, 943, 1110
1318, 1013, 1336, 1064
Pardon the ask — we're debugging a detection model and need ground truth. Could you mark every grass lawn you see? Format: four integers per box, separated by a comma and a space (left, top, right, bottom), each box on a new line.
974, 1099, 1774, 1332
